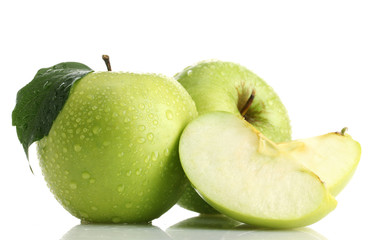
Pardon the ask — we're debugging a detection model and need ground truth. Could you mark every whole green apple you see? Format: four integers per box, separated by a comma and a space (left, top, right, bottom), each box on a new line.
175, 60, 291, 214
13, 61, 197, 223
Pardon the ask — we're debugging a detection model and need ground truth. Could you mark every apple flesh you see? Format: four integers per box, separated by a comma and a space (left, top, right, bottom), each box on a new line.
179, 112, 342, 228
175, 60, 292, 213
279, 132, 361, 196
37, 72, 197, 223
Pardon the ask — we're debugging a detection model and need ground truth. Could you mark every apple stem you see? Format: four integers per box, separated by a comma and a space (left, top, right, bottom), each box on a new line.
340, 127, 348, 136
102, 55, 112, 71
240, 89, 256, 117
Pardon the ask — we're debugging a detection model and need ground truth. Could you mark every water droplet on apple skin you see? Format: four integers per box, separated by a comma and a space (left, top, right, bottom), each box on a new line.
81, 172, 91, 179
69, 182, 77, 189
117, 184, 125, 192
151, 151, 159, 161
74, 144, 81, 152
166, 110, 173, 120
147, 133, 154, 141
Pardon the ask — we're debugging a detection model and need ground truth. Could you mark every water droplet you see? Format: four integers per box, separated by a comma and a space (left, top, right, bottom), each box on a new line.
82, 172, 91, 179
89, 179, 96, 184
76, 118, 81, 123
151, 151, 159, 161
153, 120, 158, 125
166, 110, 173, 120
147, 133, 154, 141
136, 168, 142, 175
124, 117, 131, 123
91, 206, 98, 211
118, 152, 124, 157
126, 170, 132, 176
187, 70, 193, 76
74, 145, 82, 152
117, 184, 125, 192
164, 148, 170, 156
92, 126, 101, 134
139, 103, 145, 109
137, 138, 146, 144
138, 125, 146, 131
112, 217, 121, 223
69, 182, 77, 189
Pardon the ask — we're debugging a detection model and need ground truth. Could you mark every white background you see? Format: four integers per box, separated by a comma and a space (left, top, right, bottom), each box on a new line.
1, 1, 377, 239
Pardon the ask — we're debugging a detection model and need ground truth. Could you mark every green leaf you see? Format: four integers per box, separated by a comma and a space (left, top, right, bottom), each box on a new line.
12, 62, 93, 160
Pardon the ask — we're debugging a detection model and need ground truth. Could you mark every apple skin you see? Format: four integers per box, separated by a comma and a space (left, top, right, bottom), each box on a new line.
175, 60, 291, 142
37, 72, 197, 223
175, 61, 291, 214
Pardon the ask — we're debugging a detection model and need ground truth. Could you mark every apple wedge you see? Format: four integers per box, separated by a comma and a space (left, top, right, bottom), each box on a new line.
179, 112, 340, 228
279, 131, 361, 196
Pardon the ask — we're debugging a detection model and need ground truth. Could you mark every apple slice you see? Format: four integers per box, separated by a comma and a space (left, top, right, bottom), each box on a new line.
279, 131, 361, 196
179, 112, 337, 228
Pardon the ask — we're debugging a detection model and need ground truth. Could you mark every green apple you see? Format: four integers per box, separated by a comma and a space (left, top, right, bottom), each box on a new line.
179, 112, 360, 228
13, 61, 197, 223
175, 60, 291, 213
175, 60, 291, 142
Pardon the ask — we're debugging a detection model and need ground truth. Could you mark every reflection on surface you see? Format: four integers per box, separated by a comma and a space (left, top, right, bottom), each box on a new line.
61, 223, 172, 240
166, 215, 328, 240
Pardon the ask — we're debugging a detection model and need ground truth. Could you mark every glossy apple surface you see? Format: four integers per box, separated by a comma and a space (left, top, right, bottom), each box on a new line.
37, 72, 197, 223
